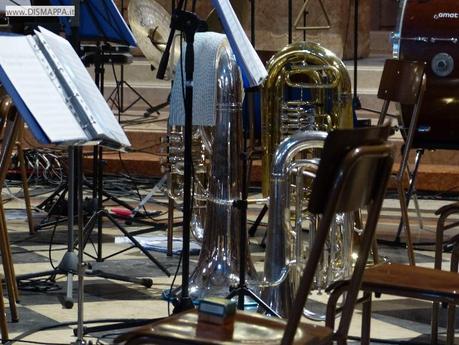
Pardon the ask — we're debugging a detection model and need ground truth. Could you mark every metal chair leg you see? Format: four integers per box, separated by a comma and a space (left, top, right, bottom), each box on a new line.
397, 177, 415, 265
446, 245, 459, 345
395, 149, 424, 241
0, 278, 8, 343
406, 149, 424, 230
361, 291, 372, 345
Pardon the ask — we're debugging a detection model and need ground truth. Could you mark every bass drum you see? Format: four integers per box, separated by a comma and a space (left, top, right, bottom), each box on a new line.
394, 0, 459, 149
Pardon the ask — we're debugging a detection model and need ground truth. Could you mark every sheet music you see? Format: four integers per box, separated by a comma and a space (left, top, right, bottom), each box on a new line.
34, 31, 97, 140
36, 27, 131, 148
212, 0, 267, 88
0, 35, 88, 144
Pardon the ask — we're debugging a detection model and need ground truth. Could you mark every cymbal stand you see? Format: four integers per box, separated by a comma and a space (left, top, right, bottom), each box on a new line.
106, 0, 164, 117
81, 36, 170, 277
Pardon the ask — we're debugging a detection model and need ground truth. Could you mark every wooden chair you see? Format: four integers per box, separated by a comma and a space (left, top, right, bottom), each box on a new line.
376, 58, 427, 266
326, 176, 459, 345
431, 202, 459, 343
0, 95, 24, 341
114, 126, 394, 345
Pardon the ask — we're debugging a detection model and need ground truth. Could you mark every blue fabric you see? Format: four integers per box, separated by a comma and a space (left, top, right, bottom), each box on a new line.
50, 0, 136, 46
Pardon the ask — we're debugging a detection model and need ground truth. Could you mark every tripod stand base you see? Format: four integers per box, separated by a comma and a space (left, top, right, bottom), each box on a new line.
227, 286, 281, 317
173, 296, 195, 314
86, 268, 153, 288
161, 287, 259, 309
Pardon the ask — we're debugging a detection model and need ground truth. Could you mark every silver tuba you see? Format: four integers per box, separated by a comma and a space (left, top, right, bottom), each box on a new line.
165, 34, 258, 301
260, 42, 354, 318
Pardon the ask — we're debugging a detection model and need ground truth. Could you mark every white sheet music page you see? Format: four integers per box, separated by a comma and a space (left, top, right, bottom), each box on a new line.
211, 0, 267, 88
0, 35, 87, 144
36, 27, 131, 148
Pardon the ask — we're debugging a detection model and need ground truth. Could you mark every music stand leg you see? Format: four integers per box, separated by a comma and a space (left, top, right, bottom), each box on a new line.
34, 180, 67, 213
75, 146, 87, 345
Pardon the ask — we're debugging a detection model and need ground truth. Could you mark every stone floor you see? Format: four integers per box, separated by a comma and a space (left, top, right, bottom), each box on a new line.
0, 177, 459, 344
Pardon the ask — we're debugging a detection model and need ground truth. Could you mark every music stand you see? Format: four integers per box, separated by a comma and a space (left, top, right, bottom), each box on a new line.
17, 0, 170, 314
62, 0, 170, 263
0, 25, 135, 343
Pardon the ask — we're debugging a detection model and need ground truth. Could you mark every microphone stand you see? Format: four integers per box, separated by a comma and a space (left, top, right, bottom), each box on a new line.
352, 0, 361, 127
157, 0, 200, 313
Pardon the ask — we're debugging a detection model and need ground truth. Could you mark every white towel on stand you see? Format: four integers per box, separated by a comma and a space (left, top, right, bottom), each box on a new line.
169, 32, 228, 126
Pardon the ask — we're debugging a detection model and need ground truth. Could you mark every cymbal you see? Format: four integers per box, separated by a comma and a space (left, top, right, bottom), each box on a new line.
128, 0, 179, 77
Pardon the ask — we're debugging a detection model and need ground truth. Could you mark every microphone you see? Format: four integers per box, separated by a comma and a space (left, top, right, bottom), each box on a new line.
155, 15, 175, 80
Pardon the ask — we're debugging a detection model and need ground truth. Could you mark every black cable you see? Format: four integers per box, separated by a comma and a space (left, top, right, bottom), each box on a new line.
47, 214, 61, 270
348, 335, 433, 345
4, 339, 68, 345
168, 250, 182, 316
4, 317, 153, 345
17, 278, 61, 293
12, 247, 67, 255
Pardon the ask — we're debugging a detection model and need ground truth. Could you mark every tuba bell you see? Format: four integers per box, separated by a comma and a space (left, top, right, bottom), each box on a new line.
261, 41, 353, 196
260, 41, 354, 318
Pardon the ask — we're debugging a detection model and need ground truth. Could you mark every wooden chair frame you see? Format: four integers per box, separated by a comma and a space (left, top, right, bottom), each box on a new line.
377, 58, 427, 266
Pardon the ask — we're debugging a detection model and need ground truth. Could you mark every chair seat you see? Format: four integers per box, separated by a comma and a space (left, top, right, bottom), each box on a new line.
362, 263, 459, 301
114, 309, 332, 345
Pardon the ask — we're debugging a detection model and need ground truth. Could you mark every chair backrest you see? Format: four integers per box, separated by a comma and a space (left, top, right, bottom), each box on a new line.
376, 59, 426, 132
308, 126, 391, 214
281, 126, 394, 345
377, 59, 425, 106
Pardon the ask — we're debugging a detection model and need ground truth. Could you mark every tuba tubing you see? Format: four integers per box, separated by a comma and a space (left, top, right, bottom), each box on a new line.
261, 41, 353, 197
261, 131, 327, 317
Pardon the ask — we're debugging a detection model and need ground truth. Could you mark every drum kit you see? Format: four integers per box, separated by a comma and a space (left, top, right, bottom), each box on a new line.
394, 0, 459, 149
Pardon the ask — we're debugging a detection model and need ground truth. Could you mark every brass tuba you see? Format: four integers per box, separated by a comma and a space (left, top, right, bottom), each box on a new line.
260, 41, 354, 318
261, 41, 353, 196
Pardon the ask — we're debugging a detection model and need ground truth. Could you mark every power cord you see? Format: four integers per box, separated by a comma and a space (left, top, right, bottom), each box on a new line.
4, 317, 153, 345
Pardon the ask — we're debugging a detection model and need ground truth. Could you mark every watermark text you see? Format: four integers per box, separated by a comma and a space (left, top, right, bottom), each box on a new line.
5, 5, 74, 17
